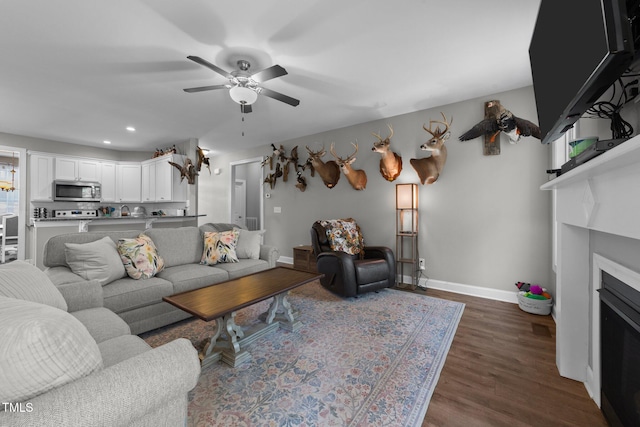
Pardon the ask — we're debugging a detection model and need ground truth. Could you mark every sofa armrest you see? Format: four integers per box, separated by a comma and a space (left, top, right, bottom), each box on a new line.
260, 244, 280, 268
364, 245, 396, 286
55, 279, 103, 312
0, 338, 201, 427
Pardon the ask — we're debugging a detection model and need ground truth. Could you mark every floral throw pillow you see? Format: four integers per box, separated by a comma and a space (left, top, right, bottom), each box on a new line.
319, 218, 364, 257
117, 234, 165, 279
201, 230, 240, 266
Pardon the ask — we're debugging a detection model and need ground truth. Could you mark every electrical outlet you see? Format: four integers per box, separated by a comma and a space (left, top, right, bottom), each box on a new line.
419, 258, 426, 270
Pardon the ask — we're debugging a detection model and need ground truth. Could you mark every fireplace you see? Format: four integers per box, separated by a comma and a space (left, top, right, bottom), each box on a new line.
541, 134, 640, 411
599, 270, 640, 426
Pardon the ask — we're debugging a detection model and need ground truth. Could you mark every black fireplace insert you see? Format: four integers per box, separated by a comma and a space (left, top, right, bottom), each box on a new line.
599, 270, 640, 427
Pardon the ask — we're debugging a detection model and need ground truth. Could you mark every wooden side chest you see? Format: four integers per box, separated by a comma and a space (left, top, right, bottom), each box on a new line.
293, 245, 317, 273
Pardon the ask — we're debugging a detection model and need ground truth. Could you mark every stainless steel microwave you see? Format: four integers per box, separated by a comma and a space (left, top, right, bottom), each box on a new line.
53, 180, 102, 202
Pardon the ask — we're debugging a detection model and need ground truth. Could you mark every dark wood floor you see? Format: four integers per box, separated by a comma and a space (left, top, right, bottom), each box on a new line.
404, 287, 610, 427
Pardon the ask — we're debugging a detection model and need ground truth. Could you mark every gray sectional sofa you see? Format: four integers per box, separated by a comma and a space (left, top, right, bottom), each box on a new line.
0, 260, 201, 427
42, 223, 280, 334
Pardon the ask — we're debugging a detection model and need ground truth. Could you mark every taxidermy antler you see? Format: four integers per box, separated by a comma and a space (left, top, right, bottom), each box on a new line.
372, 124, 403, 181
410, 112, 452, 185
169, 157, 198, 185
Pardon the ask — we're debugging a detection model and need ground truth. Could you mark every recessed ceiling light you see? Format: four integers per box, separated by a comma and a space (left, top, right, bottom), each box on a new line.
103, 140, 111, 144
126, 126, 136, 132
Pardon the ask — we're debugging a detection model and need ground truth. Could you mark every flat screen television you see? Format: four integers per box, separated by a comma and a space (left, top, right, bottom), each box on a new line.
529, 0, 639, 144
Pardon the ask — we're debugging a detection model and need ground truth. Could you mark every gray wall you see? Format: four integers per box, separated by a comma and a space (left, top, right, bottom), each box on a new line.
199, 86, 553, 294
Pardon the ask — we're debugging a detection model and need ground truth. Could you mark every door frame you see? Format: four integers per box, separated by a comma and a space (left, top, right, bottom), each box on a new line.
229, 157, 264, 230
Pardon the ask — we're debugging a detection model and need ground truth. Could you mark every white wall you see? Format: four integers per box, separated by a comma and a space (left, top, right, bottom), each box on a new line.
199, 86, 553, 295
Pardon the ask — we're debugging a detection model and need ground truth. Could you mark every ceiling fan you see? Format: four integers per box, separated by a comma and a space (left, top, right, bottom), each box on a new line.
183, 56, 300, 113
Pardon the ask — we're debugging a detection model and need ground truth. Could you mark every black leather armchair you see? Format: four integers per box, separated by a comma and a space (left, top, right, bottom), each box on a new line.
310, 221, 396, 297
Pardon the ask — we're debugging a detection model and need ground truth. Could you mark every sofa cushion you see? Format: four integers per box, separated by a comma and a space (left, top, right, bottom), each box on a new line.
144, 227, 203, 267
102, 276, 174, 314
72, 307, 131, 344
65, 236, 127, 286
201, 230, 239, 265
0, 260, 67, 311
157, 264, 229, 294
235, 228, 265, 259
117, 234, 165, 279
213, 259, 271, 280
0, 296, 102, 402
354, 258, 389, 284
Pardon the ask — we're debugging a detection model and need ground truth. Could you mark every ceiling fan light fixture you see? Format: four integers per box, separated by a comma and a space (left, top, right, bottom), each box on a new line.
229, 85, 258, 105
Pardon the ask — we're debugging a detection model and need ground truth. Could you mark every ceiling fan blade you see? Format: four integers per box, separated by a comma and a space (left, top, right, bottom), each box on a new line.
251, 65, 287, 83
259, 87, 300, 107
240, 104, 253, 114
187, 56, 232, 79
183, 84, 228, 93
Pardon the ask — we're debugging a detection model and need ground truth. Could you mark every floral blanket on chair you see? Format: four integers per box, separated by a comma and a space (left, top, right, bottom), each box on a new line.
319, 218, 364, 258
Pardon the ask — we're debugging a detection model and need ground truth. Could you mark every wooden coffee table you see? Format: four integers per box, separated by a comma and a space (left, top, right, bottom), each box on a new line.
163, 267, 322, 367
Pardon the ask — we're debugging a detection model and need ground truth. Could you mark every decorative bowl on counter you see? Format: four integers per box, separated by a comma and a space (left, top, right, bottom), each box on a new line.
131, 206, 146, 218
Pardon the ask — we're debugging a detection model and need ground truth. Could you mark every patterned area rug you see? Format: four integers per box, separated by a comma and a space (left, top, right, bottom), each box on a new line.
142, 281, 464, 426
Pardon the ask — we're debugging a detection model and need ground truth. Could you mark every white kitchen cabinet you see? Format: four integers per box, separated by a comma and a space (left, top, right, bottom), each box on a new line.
100, 162, 117, 202
115, 163, 141, 202
55, 157, 101, 181
141, 154, 187, 202
30, 154, 54, 201
141, 161, 156, 202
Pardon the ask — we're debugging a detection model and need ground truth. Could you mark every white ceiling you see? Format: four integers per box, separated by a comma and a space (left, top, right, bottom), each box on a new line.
0, 0, 542, 154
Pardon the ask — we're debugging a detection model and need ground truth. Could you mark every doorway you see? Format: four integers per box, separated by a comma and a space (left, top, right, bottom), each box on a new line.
229, 157, 263, 230
232, 179, 246, 227
0, 146, 27, 262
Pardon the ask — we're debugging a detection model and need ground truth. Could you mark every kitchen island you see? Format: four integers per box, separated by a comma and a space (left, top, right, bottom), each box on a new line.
28, 214, 206, 269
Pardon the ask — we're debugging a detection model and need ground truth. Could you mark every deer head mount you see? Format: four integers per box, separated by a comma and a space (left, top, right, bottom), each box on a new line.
410, 112, 452, 185
305, 145, 341, 189
371, 124, 403, 182
330, 142, 367, 191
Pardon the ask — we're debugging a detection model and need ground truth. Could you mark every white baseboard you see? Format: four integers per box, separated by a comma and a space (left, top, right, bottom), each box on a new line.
279, 262, 520, 304
413, 276, 519, 304
279, 256, 294, 265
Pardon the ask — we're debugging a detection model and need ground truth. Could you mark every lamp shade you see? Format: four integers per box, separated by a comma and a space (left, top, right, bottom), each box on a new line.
396, 183, 418, 209
229, 86, 258, 105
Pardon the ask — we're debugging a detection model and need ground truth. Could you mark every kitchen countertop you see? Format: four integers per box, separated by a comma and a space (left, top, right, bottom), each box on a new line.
31, 214, 204, 222
30, 214, 205, 229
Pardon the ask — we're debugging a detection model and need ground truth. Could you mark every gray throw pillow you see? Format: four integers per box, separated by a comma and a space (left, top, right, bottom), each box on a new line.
0, 260, 67, 311
65, 236, 127, 286
234, 228, 265, 259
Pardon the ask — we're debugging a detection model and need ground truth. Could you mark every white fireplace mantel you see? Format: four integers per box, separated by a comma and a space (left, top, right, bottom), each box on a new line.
541, 135, 640, 239
541, 134, 640, 406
